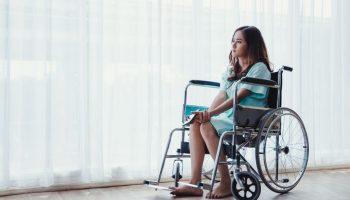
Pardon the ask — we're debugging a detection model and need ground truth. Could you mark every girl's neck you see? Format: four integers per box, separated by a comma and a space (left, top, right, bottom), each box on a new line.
238, 57, 250, 71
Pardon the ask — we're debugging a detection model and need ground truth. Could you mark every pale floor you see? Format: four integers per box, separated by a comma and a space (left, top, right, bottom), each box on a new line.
1, 169, 350, 200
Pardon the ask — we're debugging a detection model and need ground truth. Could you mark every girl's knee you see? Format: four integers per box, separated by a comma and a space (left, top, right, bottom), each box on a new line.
190, 121, 200, 130
190, 122, 201, 136
200, 123, 215, 137
200, 122, 212, 130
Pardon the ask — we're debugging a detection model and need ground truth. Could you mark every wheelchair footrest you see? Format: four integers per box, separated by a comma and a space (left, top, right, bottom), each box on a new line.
198, 183, 212, 190
178, 182, 212, 191
143, 180, 158, 186
144, 180, 175, 191
178, 182, 201, 188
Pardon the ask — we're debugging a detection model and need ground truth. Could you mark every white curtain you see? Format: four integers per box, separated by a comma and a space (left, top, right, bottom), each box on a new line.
0, 0, 349, 192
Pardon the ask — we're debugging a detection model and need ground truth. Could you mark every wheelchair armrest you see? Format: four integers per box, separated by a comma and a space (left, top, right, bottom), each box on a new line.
240, 77, 278, 88
189, 80, 220, 88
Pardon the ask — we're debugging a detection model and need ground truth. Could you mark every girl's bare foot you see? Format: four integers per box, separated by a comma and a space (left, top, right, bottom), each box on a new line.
170, 186, 203, 197
206, 183, 232, 199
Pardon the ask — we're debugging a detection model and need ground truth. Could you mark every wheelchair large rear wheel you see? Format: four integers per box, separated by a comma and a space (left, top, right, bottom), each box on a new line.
255, 107, 309, 193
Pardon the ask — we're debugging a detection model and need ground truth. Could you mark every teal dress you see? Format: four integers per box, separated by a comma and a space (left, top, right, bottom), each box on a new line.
210, 62, 271, 136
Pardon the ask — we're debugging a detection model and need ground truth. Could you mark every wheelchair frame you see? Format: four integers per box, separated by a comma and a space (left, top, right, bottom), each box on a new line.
144, 66, 309, 200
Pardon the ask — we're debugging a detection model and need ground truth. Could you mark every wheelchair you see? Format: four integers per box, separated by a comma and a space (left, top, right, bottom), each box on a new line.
144, 66, 309, 200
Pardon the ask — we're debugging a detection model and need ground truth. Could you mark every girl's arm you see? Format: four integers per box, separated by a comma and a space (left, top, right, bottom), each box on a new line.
209, 88, 251, 117
208, 90, 227, 112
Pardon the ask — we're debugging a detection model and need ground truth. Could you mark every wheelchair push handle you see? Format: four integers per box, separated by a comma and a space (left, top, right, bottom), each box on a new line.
189, 80, 220, 88
282, 66, 293, 72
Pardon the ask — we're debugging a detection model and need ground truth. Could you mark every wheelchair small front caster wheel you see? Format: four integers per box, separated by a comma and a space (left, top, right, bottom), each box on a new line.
231, 171, 261, 200
172, 161, 182, 187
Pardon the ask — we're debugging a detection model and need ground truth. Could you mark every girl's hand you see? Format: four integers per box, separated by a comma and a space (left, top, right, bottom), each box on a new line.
193, 111, 211, 123
202, 110, 211, 123
192, 111, 203, 123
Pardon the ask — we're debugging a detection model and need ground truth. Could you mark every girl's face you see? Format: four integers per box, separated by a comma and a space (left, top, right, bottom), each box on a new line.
231, 31, 248, 58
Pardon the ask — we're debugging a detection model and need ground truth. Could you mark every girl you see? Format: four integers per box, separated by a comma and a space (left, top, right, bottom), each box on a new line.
171, 26, 272, 199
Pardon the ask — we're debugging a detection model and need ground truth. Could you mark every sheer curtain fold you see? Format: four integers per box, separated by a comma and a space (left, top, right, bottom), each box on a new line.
0, 0, 350, 191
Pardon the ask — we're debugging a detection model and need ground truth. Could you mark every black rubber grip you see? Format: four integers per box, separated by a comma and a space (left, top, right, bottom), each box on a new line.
282, 66, 293, 72
189, 80, 220, 87
240, 77, 277, 86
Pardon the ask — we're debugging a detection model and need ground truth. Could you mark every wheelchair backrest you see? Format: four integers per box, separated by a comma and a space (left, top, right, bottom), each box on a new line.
267, 71, 282, 109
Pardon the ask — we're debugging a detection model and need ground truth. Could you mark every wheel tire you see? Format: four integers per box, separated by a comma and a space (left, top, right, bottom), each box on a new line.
231, 171, 261, 200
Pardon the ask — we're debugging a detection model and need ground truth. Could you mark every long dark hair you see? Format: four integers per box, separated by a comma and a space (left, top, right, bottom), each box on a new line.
228, 26, 272, 81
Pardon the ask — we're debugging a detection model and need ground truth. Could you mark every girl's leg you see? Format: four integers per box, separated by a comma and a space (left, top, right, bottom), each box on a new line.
170, 121, 205, 196
200, 122, 232, 199
189, 121, 206, 183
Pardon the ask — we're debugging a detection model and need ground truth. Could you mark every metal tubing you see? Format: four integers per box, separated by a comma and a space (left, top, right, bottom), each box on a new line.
277, 69, 282, 108
182, 84, 190, 124
234, 169, 245, 189
178, 182, 200, 188
181, 84, 190, 146
275, 134, 280, 181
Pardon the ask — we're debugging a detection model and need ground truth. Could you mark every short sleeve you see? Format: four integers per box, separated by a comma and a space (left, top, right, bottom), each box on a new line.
239, 62, 271, 99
